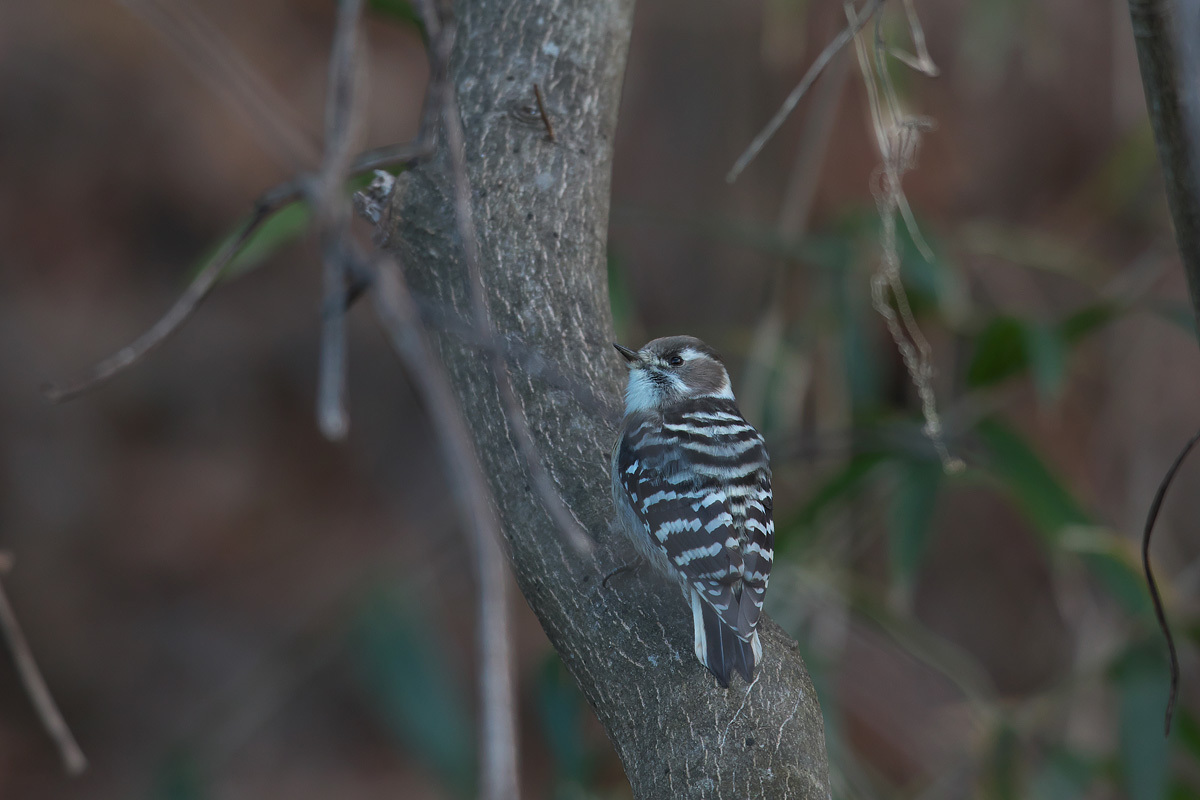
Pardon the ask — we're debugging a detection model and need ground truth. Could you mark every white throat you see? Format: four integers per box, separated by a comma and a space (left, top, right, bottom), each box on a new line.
624, 369, 735, 415
624, 369, 664, 414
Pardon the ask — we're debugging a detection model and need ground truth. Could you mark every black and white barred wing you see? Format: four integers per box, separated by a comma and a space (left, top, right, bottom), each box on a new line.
736, 467, 772, 638
662, 400, 773, 639
616, 400, 773, 685
616, 417, 746, 635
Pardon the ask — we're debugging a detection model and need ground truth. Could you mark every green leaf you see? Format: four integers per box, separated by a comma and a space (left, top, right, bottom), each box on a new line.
888, 458, 941, 590
226, 201, 311, 278
1174, 708, 1200, 767
367, 0, 422, 27
968, 317, 1027, 388
1113, 643, 1171, 800
831, 254, 881, 416
188, 200, 311, 285
1057, 524, 1155, 619
1021, 321, 1066, 403
895, 216, 969, 324
781, 451, 887, 546
976, 418, 1090, 542
192, 171, 393, 286
153, 751, 206, 800
1059, 303, 1119, 342
967, 305, 1118, 391
1169, 781, 1200, 800
986, 723, 1020, 800
1078, 550, 1154, 619
1029, 749, 1097, 800
349, 594, 474, 795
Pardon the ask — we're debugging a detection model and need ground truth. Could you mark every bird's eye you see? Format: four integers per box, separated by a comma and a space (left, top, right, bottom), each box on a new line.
667, 354, 684, 367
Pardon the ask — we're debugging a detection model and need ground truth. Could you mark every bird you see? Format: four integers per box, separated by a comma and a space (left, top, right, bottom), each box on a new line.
610, 335, 773, 686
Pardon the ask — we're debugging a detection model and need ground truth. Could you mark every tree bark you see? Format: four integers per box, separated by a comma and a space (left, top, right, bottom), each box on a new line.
379, 1, 830, 797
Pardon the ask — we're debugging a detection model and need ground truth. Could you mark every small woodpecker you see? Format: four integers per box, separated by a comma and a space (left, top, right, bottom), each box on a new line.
610, 336, 773, 686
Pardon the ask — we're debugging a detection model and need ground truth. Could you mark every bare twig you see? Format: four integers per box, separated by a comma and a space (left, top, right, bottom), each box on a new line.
887, 0, 939, 77
532, 84, 555, 142
369, 251, 519, 800
45, 24, 433, 406
0, 568, 87, 775
726, 0, 886, 183
350, 141, 436, 173
313, 0, 368, 441
316, 224, 351, 440
43, 200, 277, 402
870, 15, 936, 264
119, 0, 319, 169
847, 1, 961, 473
43, 141, 438, 405
1141, 425, 1200, 735
321, 0, 367, 187
742, 38, 851, 423
410, 4, 522, 797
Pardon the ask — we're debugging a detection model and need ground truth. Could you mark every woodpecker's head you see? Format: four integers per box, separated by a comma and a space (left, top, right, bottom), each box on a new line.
614, 335, 734, 414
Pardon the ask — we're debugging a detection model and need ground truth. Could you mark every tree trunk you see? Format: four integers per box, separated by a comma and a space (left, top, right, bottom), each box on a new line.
380, 1, 830, 797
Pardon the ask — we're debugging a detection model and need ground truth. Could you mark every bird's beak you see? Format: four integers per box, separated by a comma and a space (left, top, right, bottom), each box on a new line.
613, 343, 641, 364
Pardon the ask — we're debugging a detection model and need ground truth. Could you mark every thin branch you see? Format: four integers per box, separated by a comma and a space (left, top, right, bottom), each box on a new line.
871, 14, 936, 262
726, 0, 886, 184
316, 225, 352, 440
313, 0, 368, 441
44, 103, 431, 405
119, 0, 319, 169
411, 5, 521, 796
0, 565, 87, 775
533, 84, 555, 142
741, 38, 851, 422
887, 0, 939, 77
1141, 425, 1200, 736
848, 0, 961, 474
350, 141, 436, 173
368, 250, 519, 800
43, 200, 277, 402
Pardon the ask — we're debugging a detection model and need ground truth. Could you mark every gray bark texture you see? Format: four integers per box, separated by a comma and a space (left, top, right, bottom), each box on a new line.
376, 1, 831, 798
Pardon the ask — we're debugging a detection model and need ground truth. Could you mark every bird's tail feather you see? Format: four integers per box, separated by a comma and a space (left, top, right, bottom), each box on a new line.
690, 588, 759, 687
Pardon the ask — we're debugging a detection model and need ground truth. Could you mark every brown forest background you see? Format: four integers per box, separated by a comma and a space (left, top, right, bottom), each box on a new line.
3, 1, 1200, 798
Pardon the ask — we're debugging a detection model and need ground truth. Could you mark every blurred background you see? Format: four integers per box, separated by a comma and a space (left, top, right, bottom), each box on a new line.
2, 0, 1198, 798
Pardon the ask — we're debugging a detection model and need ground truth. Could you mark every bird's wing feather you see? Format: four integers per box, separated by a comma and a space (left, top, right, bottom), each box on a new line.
616, 412, 753, 635
736, 470, 773, 636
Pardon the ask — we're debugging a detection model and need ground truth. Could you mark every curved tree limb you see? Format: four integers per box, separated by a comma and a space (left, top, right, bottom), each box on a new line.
379, 1, 830, 796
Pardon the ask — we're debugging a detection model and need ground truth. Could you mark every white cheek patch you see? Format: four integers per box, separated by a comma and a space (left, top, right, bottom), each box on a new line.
625, 369, 659, 413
